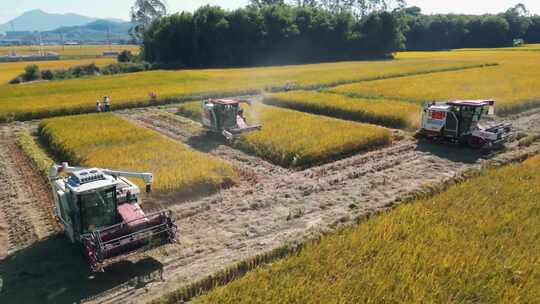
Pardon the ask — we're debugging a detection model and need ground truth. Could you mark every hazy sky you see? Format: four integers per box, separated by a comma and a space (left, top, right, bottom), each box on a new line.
1, 0, 539, 24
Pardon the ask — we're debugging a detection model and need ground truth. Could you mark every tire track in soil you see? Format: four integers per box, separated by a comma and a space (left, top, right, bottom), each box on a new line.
0, 126, 57, 257
99, 108, 540, 304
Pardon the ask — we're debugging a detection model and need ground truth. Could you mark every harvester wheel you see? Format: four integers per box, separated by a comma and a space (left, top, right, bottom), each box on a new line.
467, 136, 486, 149
413, 131, 425, 140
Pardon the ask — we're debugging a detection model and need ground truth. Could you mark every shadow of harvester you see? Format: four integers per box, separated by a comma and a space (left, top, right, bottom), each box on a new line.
415, 139, 486, 164
0, 234, 163, 304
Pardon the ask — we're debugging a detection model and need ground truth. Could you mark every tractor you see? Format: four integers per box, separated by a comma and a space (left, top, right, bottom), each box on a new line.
201, 99, 262, 141
417, 100, 514, 149
49, 162, 177, 272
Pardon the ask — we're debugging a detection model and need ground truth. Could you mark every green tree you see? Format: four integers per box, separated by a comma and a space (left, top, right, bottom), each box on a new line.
525, 16, 540, 43
502, 3, 531, 41
142, 4, 402, 66
117, 50, 134, 62
192, 6, 230, 66
249, 0, 285, 7
22, 64, 40, 81
130, 0, 167, 43
359, 11, 405, 53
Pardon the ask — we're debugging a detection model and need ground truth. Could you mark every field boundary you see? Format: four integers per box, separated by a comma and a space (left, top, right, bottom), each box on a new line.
151, 140, 540, 304
0, 62, 497, 123
262, 92, 419, 130
297, 62, 497, 91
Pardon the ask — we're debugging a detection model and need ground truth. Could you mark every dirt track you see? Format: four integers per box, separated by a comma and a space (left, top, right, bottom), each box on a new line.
0, 126, 56, 258
0, 106, 539, 303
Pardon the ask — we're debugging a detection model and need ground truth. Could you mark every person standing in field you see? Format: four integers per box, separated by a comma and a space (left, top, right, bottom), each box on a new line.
149, 92, 157, 102
103, 96, 111, 112
96, 101, 102, 113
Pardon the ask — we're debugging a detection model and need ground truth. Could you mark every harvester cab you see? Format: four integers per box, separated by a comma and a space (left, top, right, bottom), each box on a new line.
201, 99, 262, 141
418, 100, 514, 149
49, 163, 177, 272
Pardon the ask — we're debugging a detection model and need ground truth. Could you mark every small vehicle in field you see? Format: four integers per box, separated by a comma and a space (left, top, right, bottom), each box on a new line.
417, 99, 514, 149
49, 162, 177, 272
201, 99, 262, 141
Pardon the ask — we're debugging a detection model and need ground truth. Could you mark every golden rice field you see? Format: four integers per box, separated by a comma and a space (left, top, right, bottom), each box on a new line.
0, 44, 139, 59
38, 113, 237, 194
331, 51, 540, 115
0, 57, 115, 84
194, 154, 540, 304
451, 43, 540, 52
177, 101, 391, 168
264, 90, 421, 130
0, 58, 487, 122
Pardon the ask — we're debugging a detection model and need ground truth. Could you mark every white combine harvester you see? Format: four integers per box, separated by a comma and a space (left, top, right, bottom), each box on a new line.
417, 99, 514, 149
49, 162, 177, 272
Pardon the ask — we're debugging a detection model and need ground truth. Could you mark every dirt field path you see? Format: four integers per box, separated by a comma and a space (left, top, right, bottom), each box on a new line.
0, 126, 56, 257
0, 106, 539, 304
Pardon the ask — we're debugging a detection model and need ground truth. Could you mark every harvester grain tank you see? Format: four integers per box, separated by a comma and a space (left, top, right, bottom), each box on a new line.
49, 162, 177, 272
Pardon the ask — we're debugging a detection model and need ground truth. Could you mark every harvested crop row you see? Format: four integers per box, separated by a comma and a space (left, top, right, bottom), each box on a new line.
38, 113, 237, 194
331, 53, 540, 115
15, 130, 54, 179
177, 101, 392, 168
0, 58, 488, 122
194, 154, 540, 304
264, 90, 421, 130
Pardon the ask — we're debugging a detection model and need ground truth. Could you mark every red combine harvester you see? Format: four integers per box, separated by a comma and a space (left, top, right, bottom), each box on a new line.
417, 99, 514, 149
201, 99, 262, 141
49, 162, 177, 272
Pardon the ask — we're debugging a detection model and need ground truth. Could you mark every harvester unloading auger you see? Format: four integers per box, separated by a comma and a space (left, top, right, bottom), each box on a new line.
49, 163, 177, 272
201, 99, 262, 141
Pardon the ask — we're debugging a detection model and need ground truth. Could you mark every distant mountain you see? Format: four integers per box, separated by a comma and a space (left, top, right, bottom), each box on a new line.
0, 9, 127, 33
53, 20, 132, 33
45, 20, 133, 42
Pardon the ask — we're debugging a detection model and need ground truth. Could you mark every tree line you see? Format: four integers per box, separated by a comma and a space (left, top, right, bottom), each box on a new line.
141, 3, 403, 67
134, 1, 540, 67
401, 4, 540, 50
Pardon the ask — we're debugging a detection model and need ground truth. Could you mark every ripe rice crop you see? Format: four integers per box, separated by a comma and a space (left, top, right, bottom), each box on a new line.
38, 113, 237, 194
335, 52, 540, 115
0, 44, 139, 59
264, 90, 421, 130
0, 58, 115, 84
176, 101, 202, 120
193, 154, 540, 304
0, 58, 487, 122
177, 101, 392, 168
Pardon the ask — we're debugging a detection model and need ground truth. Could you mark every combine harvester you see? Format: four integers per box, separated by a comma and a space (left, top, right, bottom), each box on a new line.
201, 99, 262, 141
49, 163, 177, 272
417, 99, 514, 149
